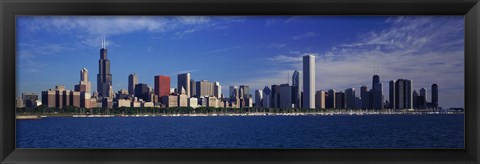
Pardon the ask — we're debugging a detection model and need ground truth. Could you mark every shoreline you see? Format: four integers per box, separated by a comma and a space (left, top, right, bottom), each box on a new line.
16, 111, 464, 119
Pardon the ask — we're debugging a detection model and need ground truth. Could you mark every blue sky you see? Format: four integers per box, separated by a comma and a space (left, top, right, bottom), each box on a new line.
16, 16, 464, 108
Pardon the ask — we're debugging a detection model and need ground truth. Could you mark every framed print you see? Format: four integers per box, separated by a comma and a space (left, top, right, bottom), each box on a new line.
1, 0, 479, 163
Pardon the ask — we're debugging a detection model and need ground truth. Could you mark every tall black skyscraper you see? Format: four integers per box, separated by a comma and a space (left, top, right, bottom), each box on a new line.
291, 70, 300, 108
432, 84, 438, 109
97, 37, 113, 98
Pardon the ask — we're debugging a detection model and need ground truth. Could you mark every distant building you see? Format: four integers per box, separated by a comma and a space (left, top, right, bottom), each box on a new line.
162, 95, 178, 107
128, 74, 138, 96
22, 93, 39, 108
16, 97, 24, 108
360, 86, 369, 109
335, 91, 345, 109
97, 38, 113, 99
116, 89, 130, 100
117, 99, 131, 108
413, 90, 419, 108
432, 84, 438, 109
315, 90, 325, 109
229, 86, 238, 99
134, 83, 150, 102
178, 87, 189, 107
188, 97, 198, 108
245, 97, 253, 108
75, 68, 92, 94
262, 86, 271, 108
302, 54, 315, 109
394, 79, 413, 109
271, 85, 280, 108
206, 96, 218, 108
389, 80, 395, 109
326, 89, 336, 109
177, 73, 191, 97
255, 89, 263, 108
142, 102, 154, 107
344, 88, 356, 109
154, 75, 170, 99
196, 80, 214, 98
190, 79, 196, 97
419, 88, 427, 109
371, 75, 383, 109
214, 82, 221, 98
102, 97, 113, 109
279, 84, 292, 108
239, 85, 250, 99
292, 70, 301, 108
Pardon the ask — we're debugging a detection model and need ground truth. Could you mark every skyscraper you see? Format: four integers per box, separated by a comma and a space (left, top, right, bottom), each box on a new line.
389, 80, 396, 109
279, 84, 292, 108
196, 80, 214, 98
190, 79, 196, 97
214, 82, 221, 98
239, 85, 250, 98
432, 84, 438, 109
255, 89, 263, 107
394, 79, 413, 110
262, 86, 271, 108
315, 90, 325, 109
128, 74, 138, 96
229, 86, 238, 99
371, 75, 383, 109
271, 84, 280, 108
405, 79, 413, 109
394, 79, 405, 109
97, 37, 113, 99
360, 85, 369, 109
177, 73, 190, 97
75, 68, 91, 94
345, 88, 356, 109
419, 88, 427, 109
335, 91, 345, 109
134, 83, 150, 102
413, 90, 419, 109
292, 70, 301, 108
326, 89, 336, 109
154, 75, 170, 99
302, 54, 315, 109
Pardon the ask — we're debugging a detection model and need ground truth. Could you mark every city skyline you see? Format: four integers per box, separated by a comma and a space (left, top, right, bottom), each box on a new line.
16, 16, 464, 108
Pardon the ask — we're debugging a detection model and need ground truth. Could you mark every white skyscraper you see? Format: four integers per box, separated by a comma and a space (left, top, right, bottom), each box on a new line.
302, 54, 315, 109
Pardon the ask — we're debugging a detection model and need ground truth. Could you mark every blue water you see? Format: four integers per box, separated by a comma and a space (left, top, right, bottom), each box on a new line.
16, 114, 464, 148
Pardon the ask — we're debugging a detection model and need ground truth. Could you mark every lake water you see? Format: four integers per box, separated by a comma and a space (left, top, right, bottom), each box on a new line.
16, 114, 464, 148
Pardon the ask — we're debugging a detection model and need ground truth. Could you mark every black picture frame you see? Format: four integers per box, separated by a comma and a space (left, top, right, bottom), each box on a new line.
1, 0, 479, 163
